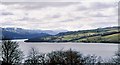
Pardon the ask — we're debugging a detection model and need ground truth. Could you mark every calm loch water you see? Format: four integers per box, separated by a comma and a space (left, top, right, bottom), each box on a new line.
0, 39, 119, 60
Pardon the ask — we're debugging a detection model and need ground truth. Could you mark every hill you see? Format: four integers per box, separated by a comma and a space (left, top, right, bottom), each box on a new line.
25, 26, 120, 43
1, 28, 51, 40
1, 27, 67, 40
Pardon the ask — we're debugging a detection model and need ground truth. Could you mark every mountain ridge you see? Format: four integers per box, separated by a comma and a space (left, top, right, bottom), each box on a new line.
1, 27, 67, 40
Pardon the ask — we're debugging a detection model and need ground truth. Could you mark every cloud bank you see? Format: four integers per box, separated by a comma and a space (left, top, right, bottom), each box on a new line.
0, 1, 118, 31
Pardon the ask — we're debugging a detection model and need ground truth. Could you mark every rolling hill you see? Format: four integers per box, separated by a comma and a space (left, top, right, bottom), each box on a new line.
25, 26, 120, 43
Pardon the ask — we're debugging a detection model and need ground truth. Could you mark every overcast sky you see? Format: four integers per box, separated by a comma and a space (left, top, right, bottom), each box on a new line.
0, 0, 119, 31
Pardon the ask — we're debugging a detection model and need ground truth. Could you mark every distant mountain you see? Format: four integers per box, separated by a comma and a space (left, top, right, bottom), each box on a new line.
1, 27, 67, 40
25, 26, 120, 43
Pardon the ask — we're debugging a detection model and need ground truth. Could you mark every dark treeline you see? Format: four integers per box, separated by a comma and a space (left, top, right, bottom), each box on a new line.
0, 40, 119, 65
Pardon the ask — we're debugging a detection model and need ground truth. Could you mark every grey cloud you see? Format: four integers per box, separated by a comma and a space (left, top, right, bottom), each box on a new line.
50, 15, 61, 18
91, 22, 118, 28
0, 12, 13, 16
118, 3, 120, 16
2, 2, 80, 10
1, 1, 118, 30
17, 17, 29, 21
1, 0, 86, 2
17, 17, 41, 22
61, 19, 74, 22
76, 2, 117, 12
60, 17, 82, 22
118, 2, 120, 26
47, 14, 61, 18
1, 22, 15, 26
76, 6, 88, 11
90, 13, 109, 17
91, 2, 117, 9
17, 17, 40, 22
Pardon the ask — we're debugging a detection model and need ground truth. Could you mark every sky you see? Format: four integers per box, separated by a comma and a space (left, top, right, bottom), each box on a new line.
0, 0, 119, 31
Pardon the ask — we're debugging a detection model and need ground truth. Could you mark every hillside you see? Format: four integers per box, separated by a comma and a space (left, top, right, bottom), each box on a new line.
1, 27, 67, 40
25, 26, 120, 43
1, 28, 51, 40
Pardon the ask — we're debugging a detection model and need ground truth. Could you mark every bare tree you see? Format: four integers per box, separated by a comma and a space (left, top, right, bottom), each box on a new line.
47, 50, 65, 65
0, 42, 2, 65
0, 43, 2, 59
2, 40, 23, 65
83, 54, 103, 65
24, 48, 46, 65
47, 49, 85, 65
64, 49, 84, 65
112, 50, 120, 64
